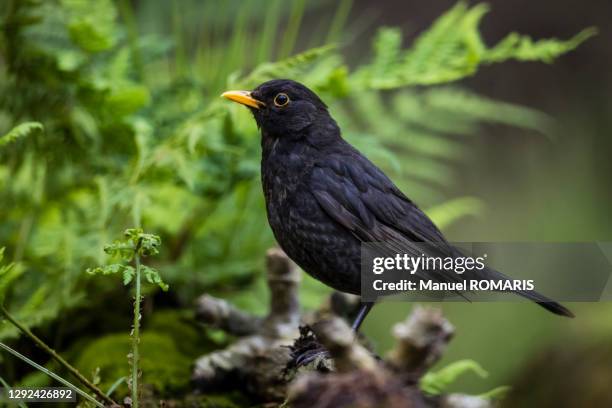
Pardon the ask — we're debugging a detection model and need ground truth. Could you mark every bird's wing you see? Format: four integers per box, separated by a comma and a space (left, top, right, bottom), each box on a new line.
309, 149, 574, 316
310, 150, 462, 284
310, 151, 446, 243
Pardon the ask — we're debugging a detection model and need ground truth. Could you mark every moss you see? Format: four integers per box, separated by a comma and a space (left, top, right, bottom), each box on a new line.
74, 331, 191, 397
179, 392, 249, 408
69, 309, 227, 400
146, 309, 219, 357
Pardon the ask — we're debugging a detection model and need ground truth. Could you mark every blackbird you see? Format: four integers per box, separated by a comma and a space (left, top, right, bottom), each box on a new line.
222, 79, 573, 330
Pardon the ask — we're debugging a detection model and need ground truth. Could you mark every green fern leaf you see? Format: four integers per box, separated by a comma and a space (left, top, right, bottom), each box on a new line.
241, 44, 337, 86
427, 197, 484, 230
478, 385, 512, 400
423, 88, 554, 135
62, 0, 117, 52
0, 122, 43, 148
353, 2, 595, 89
485, 28, 597, 64
421, 359, 488, 395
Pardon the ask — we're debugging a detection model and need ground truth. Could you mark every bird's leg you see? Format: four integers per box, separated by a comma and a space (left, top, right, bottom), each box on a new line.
290, 326, 331, 368
351, 302, 375, 332
291, 302, 375, 368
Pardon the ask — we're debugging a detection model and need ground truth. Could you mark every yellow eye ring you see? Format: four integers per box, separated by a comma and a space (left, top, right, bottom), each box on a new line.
273, 93, 290, 107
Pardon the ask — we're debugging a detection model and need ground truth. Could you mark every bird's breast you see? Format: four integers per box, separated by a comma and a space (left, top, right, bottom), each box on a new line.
260, 147, 362, 294
262, 152, 307, 218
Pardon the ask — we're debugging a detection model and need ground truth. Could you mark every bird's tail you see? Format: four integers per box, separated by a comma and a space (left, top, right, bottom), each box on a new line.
474, 265, 575, 318
514, 288, 575, 318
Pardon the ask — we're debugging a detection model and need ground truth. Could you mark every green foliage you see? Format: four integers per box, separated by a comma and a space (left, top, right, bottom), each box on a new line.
74, 332, 191, 396
0, 122, 43, 148
427, 197, 484, 230
486, 29, 597, 64
421, 359, 511, 401
63, 0, 118, 52
146, 309, 221, 357
351, 2, 596, 88
86, 228, 167, 406
0, 0, 593, 396
421, 359, 488, 395
329, 86, 555, 205
0, 248, 23, 304
0, 338, 105, 407
478, 385, 512, 400
87, 228, 167, 291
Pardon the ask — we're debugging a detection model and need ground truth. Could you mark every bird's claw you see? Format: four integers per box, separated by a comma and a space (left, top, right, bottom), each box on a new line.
294, 346, 330, 367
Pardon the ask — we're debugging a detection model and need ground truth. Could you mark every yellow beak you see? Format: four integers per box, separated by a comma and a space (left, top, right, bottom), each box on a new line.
221, 90, 264, 109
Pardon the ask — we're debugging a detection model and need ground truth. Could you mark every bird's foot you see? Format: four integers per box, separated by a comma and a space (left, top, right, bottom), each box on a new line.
294, 346, 330, 367
285, 325, 333, 371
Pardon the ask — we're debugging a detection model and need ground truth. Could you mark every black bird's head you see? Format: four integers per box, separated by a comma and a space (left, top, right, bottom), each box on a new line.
222, 79, 339, 143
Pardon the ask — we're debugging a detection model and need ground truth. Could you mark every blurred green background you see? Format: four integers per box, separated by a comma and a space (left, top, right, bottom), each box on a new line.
1, 0, 610, 401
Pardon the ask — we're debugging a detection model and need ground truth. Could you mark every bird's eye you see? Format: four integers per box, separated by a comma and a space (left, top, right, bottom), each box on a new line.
273, 93, 290, 107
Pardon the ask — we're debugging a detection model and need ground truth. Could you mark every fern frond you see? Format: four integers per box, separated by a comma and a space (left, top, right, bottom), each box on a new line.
485, 28, 597, 64
63, 0, 118, 53
352, 1, 595, 89
421, 359, 489, 395
0, 122, 43, 148
239, 44, 337, 87
423, 88, 554, 135
427, 197, 485, 230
